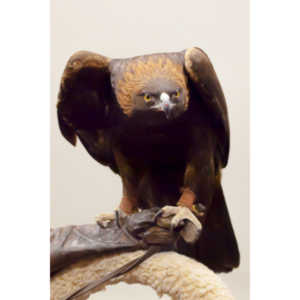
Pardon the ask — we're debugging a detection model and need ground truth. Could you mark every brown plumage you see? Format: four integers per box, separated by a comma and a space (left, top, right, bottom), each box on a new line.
57, 47, 239, 273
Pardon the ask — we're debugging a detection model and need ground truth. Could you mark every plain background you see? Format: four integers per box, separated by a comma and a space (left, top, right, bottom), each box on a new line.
51, 1, 249, 299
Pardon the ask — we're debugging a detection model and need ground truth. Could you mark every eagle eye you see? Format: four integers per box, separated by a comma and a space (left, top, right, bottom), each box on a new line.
144, 93, 152, 102
174, 90, 180, 98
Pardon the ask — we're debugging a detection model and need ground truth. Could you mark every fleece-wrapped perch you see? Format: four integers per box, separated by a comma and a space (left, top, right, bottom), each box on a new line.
51, 208, 234, 300
51, 250, 234, 300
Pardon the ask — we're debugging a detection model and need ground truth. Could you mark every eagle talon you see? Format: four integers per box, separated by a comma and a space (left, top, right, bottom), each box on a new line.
170, 218, 186, 233
155, 205, 202, 244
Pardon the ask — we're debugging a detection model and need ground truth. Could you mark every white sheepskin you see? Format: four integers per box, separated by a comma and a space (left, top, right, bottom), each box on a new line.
51, 250, 234, 300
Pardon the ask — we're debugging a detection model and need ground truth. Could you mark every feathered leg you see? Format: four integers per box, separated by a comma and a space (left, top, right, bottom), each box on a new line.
96, 150, 139, 227
155, 127, 216, 243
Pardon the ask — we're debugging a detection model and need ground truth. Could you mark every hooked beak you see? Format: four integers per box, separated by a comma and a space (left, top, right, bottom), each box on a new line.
159, 92, 174, 120
162, 102, 172, 119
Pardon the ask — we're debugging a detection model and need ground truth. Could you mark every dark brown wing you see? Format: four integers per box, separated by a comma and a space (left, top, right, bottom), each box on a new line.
57, 51, 118, 171
182, 48, 239, 272
184, 47, 230, 167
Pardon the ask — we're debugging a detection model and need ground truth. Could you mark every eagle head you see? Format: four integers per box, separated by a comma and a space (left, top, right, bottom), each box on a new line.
112, 56, 189, 121
133, 77, 188, 120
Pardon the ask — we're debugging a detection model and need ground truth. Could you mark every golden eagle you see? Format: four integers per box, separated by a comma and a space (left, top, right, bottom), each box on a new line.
57, 47, 240, 273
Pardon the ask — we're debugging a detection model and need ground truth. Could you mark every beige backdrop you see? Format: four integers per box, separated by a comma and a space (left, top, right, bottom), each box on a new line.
51, 1, 249, 299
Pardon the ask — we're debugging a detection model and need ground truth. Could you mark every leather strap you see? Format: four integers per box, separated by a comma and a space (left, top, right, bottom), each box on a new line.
65, 246, 161, 300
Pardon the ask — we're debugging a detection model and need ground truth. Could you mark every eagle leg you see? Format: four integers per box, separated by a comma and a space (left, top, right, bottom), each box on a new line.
119, 195, 139, 215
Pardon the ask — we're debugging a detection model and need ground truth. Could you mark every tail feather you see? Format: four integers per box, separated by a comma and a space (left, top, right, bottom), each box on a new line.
178, 184, 240, 273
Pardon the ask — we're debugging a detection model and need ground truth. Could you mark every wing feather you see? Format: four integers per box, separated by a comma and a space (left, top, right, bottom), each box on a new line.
184, 47, 230, 167
57, 51, 117, 170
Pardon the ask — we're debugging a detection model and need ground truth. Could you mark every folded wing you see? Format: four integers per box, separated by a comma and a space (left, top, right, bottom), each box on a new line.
184, 47, 230, 167
57, 51, 118, 171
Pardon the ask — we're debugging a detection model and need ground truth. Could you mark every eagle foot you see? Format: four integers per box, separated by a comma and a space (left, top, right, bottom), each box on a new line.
95, 209, 129, 228
155, 205, 202, 244
95, 212, 116, 228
